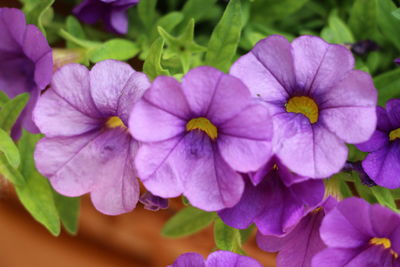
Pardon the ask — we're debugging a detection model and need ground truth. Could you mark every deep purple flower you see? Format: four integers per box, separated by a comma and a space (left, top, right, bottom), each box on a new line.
33, 60, 149, 215
168, 251, 262, 267
73, 0, 139, 34
0, 8, 53, 139
313, 197, 400, 266
357, 100, 400, 189
394, 58, 400, 66
129, 66, 273, 211
219, 158, 324, 236
139, 191, 168, 211
230, 35, 377, 178
257, 197, 337, 267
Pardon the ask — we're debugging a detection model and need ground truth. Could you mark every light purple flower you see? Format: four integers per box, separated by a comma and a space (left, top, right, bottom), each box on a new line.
0, 8, 53, 139
73, 0, 140, 34
168, 251, 263, 267
129, 66, 273, 211
219, 158, 324, 236
33, 60, 150, 215
357, 99, 400, 189
257, 197, 337, 267
230, 35, 377, 178
313, 197, 400, 266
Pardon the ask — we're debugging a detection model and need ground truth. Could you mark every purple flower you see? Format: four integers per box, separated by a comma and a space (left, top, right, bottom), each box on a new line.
219, 158, 325, 236
0, 8, 53, 139
73, 0, 140, 34
129, 66, 273, 211
230, 35, 377, 178
257, 197, 337, 267
168, 251, 262, 267
394, 58, 400, 66
33, 60, 150, 215
357, 100, 400, 188
313, 197, 400, 266
139, 191, 168, 211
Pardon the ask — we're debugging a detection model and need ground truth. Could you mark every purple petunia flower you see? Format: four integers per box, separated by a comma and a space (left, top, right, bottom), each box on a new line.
357, 99, 400, 188
219, 158, 324, 236
394, 58, 400, 66
313, 197, 400, 266
33, 60, 150, 215
168, 251, 263, 267
129, 66, 273, 211
230, 35, 377, 178
257, 197, 337, 267
0, 8, 53, 139
139, 191, 168, 211
73, 0, 140, 34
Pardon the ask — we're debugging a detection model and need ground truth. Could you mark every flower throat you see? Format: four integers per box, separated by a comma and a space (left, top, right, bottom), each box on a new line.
186, 117, 218, 140
286, 96, 319, 123
106, 116, 126, 129
389, 128, 400, 141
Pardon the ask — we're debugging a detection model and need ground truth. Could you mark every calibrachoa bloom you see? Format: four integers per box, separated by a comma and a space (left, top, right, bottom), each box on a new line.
357, 99, 400, 188
230, 35, 377, 178
0, 8, 53, 139
168, 251, 262, 267
73, 0, 140, 34
130, 66, 273, 211
313, 197, 400, 266
219, 158, 324, 236
257, 197, 337, 267
33, 60, 149, 215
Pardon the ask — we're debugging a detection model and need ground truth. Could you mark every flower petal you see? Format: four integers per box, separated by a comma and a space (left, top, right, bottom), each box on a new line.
33, 89, 101, 137
108, 9, 128, 34
169, 252, 205, 267
274, 113, 348, 178
362, 143, 400, 189
292, 35, 354, 95
312, 248, 364, 267
0, 8, 26, 52
230, 35, 294, 102
206, 251, 262, 267
23, 24, 52, 63
320, 70, 377, 143
90, 60, 148, 121
218, 103, 273, 172
386, 99, 400, 127
356, 130, 388, 153
34, 51, 53, 90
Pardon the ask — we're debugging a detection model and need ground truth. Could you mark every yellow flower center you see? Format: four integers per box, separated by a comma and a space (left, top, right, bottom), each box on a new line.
186, 117, 218, 140
370, 237, 398, 258
286, 96, 319, 124
389, 128, 400, 141
106, 116, 126, 129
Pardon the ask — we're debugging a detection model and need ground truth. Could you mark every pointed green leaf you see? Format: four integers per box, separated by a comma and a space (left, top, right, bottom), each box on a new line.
349, 0, 377, 40
157, 12, 184, 32
65, 16, 86, 49
15, 131, 61, 236
162, 206, 217, 238
0, 153, 25, 185
393, 8, 400, 20
59, 29, 100, 49
53, 193, 80, 235
143, 38, 169, 80
321, 12, 354, 44
376, 0, 400, 51
374, 68, 400, 106
0, 91, 9, 107
214, 218, 243, 254
370, 186, 397, 211
0, 93, 29, 133
0, 129, 20, 168
182, 0, 219, 23
138, 0, 158, 30
88, 39, 140, 62
206, 0, 242, 72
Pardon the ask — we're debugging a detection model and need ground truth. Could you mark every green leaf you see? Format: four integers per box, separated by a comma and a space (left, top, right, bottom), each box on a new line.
21, 0, 55, 35
370, 186, 397, 211
349, 0, 377, 40
214, 218, 243, 254
0, 93, 29, 133
138, 0, 158, 30
376, 0, 400, 51
58, 29, 100, 49
182, 0, 219, 23
162, 206, 216, 238
65, 16, 86, 49
0, 153, 25, 185
374, 68, 400, 106
251, 0, 310, 23
157, 12, 184, 33
143, 38, 169, 80
205, 0, 243, 72
321, 12, 354, 44
15, 131, 60, 235
0, 129, 20, 168
393, 8, 400, 20
0, 91, 9, 107
353, 174, 377, 204
88, 39, 140, 62
53, 193, 80, 235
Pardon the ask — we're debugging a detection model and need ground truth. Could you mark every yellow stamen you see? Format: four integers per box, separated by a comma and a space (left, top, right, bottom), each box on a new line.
389, 128, 400, 141
370, 237, 398, 258
106, 116, 126, 129
286, 96, 319, 123
186, 117, 218, 140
